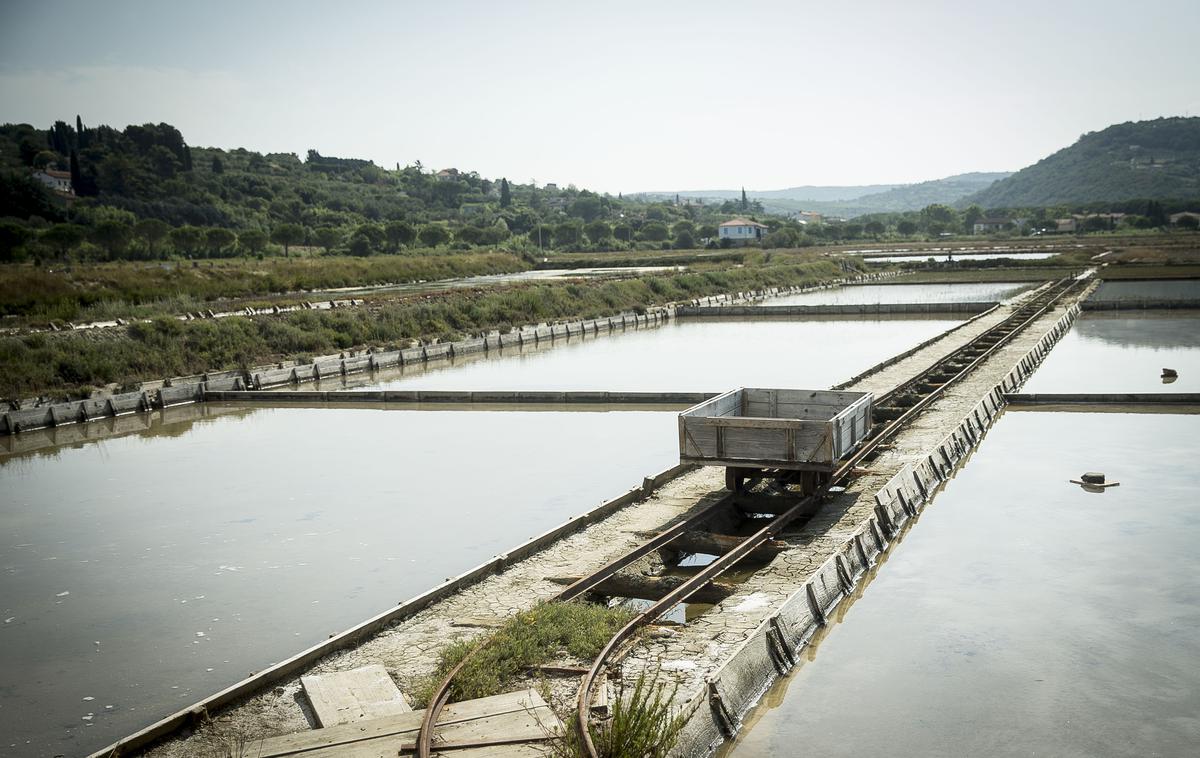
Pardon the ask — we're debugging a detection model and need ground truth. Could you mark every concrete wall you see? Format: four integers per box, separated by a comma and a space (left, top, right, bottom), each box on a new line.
673, 303, 1082, 757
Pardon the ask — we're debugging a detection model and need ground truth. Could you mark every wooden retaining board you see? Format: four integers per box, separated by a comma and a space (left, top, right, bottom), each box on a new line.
301, 664, 410, 727
679, 388, 872, 471
255, 688, 559, 757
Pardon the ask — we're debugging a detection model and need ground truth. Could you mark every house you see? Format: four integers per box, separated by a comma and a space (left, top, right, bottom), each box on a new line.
972, 217, 1010, 234
1169, 212, 1200, 226
33, 169, 74, 195
795, 211, 822, 225
435, 168, 460, 181
1054, 218, 1078, 233
718, 218, 768, 244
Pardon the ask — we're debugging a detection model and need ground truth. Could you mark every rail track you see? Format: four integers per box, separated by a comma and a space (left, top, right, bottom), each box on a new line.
415, 276, 1087, 758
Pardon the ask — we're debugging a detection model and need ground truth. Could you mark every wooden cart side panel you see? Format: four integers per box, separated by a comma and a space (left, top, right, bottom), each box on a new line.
680, 388, 743, 418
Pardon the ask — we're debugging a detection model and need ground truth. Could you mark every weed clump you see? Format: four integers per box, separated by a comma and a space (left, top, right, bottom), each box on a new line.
414, 601, 634, 706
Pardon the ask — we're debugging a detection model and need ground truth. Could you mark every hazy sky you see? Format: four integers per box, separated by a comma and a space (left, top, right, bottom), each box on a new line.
2, 0, 1198, 193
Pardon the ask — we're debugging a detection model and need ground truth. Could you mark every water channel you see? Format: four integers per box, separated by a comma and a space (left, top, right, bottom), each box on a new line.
767, 281, 1035, 306
864, 252, 1058, 263
0, 293, 973, 756
1022, 312, 1200, 393
727, 410, 1200, 757
727, 308, 1200, 757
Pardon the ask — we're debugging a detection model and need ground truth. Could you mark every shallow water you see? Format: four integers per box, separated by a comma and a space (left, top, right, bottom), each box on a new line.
0, 316, 961, 756
1091, 279, 1200, 301
1022, 312, 1200, 393
728, 411, 1200, 757
349, 317, 963, 392
865, 252, 1057, 263
0, 408, 678, 756
768, 282, 1035, 305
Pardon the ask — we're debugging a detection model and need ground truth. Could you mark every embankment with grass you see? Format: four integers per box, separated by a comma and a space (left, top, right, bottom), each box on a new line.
0, 251, 530, 324
0, 257, 862, 399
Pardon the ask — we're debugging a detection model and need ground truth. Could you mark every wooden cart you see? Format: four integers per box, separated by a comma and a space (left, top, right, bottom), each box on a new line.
678, 388, 873, 491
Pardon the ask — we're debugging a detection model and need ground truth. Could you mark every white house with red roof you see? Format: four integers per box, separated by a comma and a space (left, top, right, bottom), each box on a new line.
718, 217, 768, 244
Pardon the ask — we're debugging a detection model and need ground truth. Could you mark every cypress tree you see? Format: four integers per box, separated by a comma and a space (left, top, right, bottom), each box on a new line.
740, 186, 748, 211
500, 178, 512, 208
211, 155, 225, 174
183, 146, 194, 172
69, 149, 81, 189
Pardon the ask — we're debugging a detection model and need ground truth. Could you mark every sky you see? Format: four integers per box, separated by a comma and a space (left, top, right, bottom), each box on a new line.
1, 0, 1198, 194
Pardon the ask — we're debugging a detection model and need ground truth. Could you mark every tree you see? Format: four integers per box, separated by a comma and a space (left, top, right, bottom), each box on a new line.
963, 204, 983, 233
569, 195, 603, 222
134, 218, 171, 257
554, 220, 582, 246
740, 187, 748, 211
612, 223, 633, 242
42, 223, 88, 257
211, 156, 225, 174
639, 221, 669, 242
418, 224, 451, 247
0, 221, 33, 262
92, 219, 132, 259
239, 229, 268, 255
1176, 214, 1200, 230
584, 220, 610, 244
205, 227, 237, 257
32, 150, 58, 170
313, 226, 342, 254
384, 220, 416, 250
271, 223, 305, 257
351, 223, 386, 254
864, 220, 886, 236
168, 225, 206, 257
674, 229, 696, 249
499, 178, 512, 208
897, 220, 918, 235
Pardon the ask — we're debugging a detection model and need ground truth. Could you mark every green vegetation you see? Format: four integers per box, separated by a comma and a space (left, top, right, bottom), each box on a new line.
1, 117, 782, 264
967, 117, 1200, 207
550, 671, 688, 758
0, 257, 857, 398
413, 602, 635, 706
0, 252, 526, 323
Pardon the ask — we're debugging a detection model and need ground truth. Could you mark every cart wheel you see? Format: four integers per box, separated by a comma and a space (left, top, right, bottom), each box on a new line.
725, 467, 747, 492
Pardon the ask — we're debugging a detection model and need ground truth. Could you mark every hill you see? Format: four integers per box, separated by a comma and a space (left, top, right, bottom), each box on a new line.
966, 117, 1200, 208
642, 173, 1010, 217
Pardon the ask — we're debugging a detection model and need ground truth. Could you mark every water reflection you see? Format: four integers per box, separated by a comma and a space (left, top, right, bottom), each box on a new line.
1023, 313, 1200, 393
1091, 279, 1200, 301
728, 412, 1200, 757
768, 282, 1035, 306
349, 317, 963, 392
865, 252, 1057, 263
0, 408, 677, 756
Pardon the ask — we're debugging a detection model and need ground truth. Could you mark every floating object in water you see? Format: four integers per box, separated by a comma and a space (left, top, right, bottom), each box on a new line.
1162, 368, 1178, 378
1069, 473, 1120, 492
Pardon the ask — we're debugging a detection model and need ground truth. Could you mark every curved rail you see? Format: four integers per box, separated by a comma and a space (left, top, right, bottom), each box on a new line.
417, 276, 1083, 758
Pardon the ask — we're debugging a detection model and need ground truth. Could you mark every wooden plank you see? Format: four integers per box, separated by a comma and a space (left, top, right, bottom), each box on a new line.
301, 665, 411, 727
257, 689, 556, 757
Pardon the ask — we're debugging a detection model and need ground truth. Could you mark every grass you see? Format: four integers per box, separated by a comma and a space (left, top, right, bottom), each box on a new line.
0, 251, 530, 324
1098, 263, 1200, 279
412, 601, 635, 707
548, 670, 688, 758
0, 257, 860, 398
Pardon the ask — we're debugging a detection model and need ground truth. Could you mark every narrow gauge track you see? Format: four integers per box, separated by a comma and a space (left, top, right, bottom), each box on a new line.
416, 277, 1086, 758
